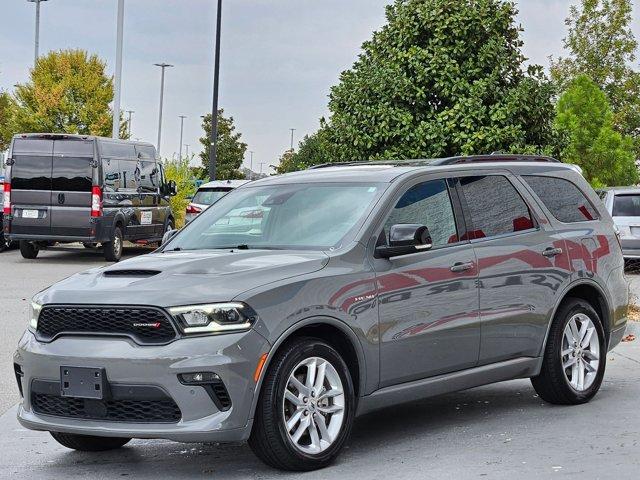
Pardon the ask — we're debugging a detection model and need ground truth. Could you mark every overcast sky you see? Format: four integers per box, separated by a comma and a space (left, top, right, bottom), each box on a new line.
1, 1, 638, 173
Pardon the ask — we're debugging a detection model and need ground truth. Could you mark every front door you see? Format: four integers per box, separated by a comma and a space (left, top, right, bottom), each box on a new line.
375, 177, 480, 387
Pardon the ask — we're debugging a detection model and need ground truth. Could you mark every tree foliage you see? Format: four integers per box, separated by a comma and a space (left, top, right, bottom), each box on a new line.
161, 157, 198, 228
275, 128, 334, 174
321, 0, 555, 162
199, 110, 248, 180
551, 0, 640, 138
9, 49, 124, 138
555, 75, 637, 187
0, 90, 11, 151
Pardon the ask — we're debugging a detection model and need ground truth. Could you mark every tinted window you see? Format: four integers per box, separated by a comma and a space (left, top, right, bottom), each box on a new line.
53, 139, 94, 156
523, 176, 598, 223
138, 161, 159, 192
193, 188, 233, 205
135, 145, 156, 159
52, 157, 92, 192
11, 155, 52, 190
103, 158, 121, 192
119, 160, 137, 189
385, 179, 458, 247
460, 176, 534, 239
12, 138, 54, 154
100, 141, 136, 159
613, 195, 640, 217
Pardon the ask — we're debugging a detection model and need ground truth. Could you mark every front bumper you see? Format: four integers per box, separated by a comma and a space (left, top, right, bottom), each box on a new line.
14, 329, 269, 443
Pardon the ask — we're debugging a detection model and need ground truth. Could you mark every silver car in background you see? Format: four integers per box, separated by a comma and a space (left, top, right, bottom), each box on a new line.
599, 187, 640, 259
185, 179, 250, 223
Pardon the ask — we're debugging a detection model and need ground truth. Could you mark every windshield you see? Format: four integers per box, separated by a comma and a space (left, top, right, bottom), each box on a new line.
613, 194, 640, 217
167, 182, 385, 251
192, 188, 232, 205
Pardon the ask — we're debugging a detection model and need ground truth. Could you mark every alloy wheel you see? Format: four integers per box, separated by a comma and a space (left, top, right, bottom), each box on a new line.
282, 356, 345, 455
561, 313, 600, 391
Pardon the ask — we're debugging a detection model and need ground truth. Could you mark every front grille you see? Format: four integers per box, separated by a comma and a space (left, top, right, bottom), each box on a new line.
36, 306, 177, 345
210, 379, 232, 411
32, 393, 181, 423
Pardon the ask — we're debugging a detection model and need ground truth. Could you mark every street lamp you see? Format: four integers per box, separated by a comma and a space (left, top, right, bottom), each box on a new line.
26, 0, 49, 66
112, 0, 125, 139
249, 151, 254, 180
154, 63, 174, 156
178, 115, 186, 160
184, 144, 190, 158
208, 0, 223, 181
126, 110, 134, 138
290, 128, 296, 151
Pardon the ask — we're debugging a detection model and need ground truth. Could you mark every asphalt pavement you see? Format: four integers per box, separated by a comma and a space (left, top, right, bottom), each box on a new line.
0, 246, 639, 479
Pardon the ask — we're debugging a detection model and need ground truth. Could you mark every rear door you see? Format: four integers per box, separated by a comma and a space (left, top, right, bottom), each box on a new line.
9, 138, 54, 236
50, 139, 95, 237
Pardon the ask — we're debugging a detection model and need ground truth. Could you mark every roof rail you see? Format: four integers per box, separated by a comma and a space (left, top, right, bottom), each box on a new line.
307, 155, 560, 170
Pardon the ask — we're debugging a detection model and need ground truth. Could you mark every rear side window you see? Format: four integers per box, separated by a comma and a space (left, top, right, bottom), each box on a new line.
384, 179, 458, 247
523, 176, 598, 223
459, 176, 534, 239
612, 195, 640, 217
119, 160, 137, 190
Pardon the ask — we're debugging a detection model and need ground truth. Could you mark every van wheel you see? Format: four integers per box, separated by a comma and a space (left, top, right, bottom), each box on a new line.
156, 219, 174, 247
19, 241, 39, 259
103, 226, 123, 262
531, 297, 606, 405
249, 338, 355, 471
50, 432, 131, 452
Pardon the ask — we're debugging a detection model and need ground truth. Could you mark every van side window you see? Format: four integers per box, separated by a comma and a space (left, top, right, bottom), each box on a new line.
384, 179, 458, 247
523, 175, 599, 223
459, 176, 534, 239
139, 161, 159, 192
119, 160, 137, 190
103, 159, 121, 192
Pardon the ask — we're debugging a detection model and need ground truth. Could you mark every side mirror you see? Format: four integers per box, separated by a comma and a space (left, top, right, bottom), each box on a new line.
375, 224, 433, 259
161, 228, 179, 246
162, 180, 178, 197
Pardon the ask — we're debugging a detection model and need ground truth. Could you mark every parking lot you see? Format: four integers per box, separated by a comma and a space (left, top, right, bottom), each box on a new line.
0, 246, 638, 478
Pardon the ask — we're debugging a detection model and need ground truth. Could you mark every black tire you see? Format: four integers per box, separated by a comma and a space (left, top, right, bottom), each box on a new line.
19, 240, 39, 259
249, 338, 356, 471
156, 219, 174, 248
103, 226, 123, 262
50, 432, 131, 452
0, 232, 10, 252
531, 297, 607, 405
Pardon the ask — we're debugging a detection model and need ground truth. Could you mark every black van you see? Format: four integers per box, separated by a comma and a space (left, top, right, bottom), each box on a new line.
2, 134, 177, 262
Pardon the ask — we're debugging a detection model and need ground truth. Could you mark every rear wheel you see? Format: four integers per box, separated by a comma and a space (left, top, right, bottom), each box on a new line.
156, 219, 174, 248
531, 297, 606, 405
103, 226, 123, 262
50, 432, 131, 452
19, 240, 39, 259
249, 338, 355, 471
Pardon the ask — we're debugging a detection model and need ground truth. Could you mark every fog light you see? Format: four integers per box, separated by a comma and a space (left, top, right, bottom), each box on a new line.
178, 372, 220, 384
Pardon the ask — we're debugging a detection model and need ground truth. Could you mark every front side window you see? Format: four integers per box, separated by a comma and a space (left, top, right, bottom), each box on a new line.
523, 175, 598, 223
138, 161, 159, 193
168, 183, 385, 251
459, 176, 534, 239
613, 194, 640, 217
384, 179, 458, 247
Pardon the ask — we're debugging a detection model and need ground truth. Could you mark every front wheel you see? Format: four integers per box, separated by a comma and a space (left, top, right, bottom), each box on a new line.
249, 338, 355, 471
531, 297, 606, 405
19, 240, 39, 259
50, 432, 131, 452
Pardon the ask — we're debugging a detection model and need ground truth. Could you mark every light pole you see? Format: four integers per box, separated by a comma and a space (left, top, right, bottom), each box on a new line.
259, 162, 265, 176
290, 128, 296, 151
184, 144, 190, 158
27, 0, 49, 67
208, 0, 223, 181
154, 63, 174, 156
112, 0, 125, 139
178, 115, 186, 159
126, 110, 134, 138
249, 151, 254, 180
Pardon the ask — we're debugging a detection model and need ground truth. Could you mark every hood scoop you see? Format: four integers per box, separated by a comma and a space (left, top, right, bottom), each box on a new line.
102, 269, 161, 278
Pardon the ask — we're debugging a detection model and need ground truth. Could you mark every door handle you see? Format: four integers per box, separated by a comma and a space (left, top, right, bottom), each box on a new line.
542, 247, 563, 257
450, 262, 474, 273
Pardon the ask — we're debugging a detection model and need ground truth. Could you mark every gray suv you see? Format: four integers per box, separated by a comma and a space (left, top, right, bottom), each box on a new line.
3, 134, 177, 261
14, 155, 629, 471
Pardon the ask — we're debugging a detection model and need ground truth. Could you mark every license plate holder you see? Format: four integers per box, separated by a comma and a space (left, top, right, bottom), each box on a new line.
22, 209, 39, 219
60, 366, 108, 400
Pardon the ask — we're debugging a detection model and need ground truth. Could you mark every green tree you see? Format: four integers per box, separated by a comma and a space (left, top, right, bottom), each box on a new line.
323, 0, 556, 161
275, 128, 334, 173
555, 75, 637, 187
0, 90, 12, 150
9, 49, 125, 138
551, 0, 640, 137
199, 110, 248, 180
161, 157, 198, 228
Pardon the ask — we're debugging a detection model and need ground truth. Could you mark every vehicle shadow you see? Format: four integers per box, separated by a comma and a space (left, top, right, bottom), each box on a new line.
32, 379, 558, 480
14, 245, 155, 264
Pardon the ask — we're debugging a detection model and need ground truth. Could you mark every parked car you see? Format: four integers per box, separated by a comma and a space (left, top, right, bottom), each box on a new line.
185, 179, 250, 223
0, 175, 17, 251
2, 134, 177, 261
598, 187, 640, 259
14, 155, 628, 471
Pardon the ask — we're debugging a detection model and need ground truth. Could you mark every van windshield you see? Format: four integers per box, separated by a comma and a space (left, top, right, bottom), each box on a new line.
166, 183, 385, 251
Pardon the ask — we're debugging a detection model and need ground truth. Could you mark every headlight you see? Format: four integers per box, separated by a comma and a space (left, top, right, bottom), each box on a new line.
168, 302, 257, 335
29, 301, 43, 330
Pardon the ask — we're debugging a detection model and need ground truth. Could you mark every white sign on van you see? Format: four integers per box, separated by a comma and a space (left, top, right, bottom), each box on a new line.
140, 211, 152, 225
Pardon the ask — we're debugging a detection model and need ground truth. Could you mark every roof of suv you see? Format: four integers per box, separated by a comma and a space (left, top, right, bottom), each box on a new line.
252, 155, 573, 185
